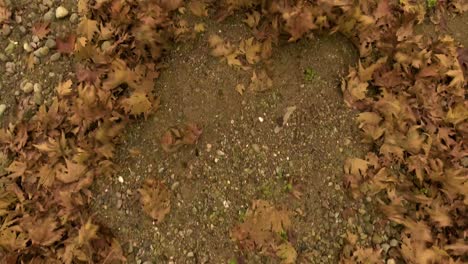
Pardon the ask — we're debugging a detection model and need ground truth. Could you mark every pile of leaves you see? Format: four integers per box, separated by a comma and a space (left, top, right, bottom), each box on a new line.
0, 0, 467, 263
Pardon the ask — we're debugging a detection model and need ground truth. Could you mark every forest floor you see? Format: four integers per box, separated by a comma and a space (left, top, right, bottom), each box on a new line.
0, 1, 467, 264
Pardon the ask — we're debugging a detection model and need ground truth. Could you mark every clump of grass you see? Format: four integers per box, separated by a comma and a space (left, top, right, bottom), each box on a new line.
304, 67, 317, 81
427, 0, 437, 8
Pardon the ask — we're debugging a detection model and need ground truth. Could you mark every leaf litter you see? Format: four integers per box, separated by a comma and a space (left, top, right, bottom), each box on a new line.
0, 0, 467, 263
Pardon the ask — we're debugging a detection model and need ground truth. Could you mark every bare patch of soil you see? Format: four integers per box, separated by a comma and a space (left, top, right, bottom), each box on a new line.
90, 19, 393, 263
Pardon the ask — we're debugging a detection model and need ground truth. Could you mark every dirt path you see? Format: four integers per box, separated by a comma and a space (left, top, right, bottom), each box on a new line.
90, 17, 392, 263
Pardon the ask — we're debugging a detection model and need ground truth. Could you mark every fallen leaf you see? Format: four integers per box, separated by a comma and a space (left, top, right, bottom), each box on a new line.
139, 179, 171, 223
56, 34, 76, 54
77, 17, 99, 40
249, 70, 273, 92
31, 22, 50, 39
188, 0, 208, 17
243, 11, 261, 28
56, 79, 73, 97
235, 84, 245, 95
120, 91, 152, 116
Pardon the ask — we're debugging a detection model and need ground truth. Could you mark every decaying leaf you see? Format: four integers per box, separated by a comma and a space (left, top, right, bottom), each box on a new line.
56, 34, 76, 54
188, 0, 208, 17
56, 79, 73, 97
120, 91, 153, 116
139, 178, 171, 223
232, 200, 292, 254
249, 70, 273, 92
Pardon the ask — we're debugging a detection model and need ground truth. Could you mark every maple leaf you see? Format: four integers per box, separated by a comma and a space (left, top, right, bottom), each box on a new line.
56, 79, 73, 97
138, 179, 171, 223
21, 215, 64, 246
56, 160, 87, 184
283, 6, 317, 42
249, 70, 273, 92
77, 17, 99, 40
344, 158, 369, 178
188, 0, 208, 17
78, 219, 99, 246
31, 22, 50, 40
243, 11, 261, 28
239, 37, 261, 64
120, 91, 152, 116
6, 161, 27, 179
56, 34, 76, 54
232, 200, 291, 253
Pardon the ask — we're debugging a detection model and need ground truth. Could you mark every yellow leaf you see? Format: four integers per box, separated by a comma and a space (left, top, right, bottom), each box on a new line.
249, 70, 272, 92
194, 23, 205, 33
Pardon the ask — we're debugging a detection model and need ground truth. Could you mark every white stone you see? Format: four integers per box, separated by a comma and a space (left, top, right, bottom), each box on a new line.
55, 6, 69, 19
118, 176, 124, 183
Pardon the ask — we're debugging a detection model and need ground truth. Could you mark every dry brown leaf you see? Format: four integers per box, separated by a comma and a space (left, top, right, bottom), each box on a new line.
232, 200, 291, 253
249, 70, 272, 92
139, 179, 171, 223
77, 17, 99, 40
56, 79, 73, 97
21, 216, 64, 246
235, 84, 245, 95
56, 34, 76, 54
188, 0, 208, 17
31, 22, 50, 40
239, 37, 261, 64
243, 11, 261, 28
344, 158, 369, 178
56, 160, 87, 184
120, 91, 152, 116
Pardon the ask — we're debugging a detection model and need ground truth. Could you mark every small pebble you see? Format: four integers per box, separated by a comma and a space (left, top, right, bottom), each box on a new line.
5, 42, 16, 55
33, 83, 42, 93
56, 6, 69, 19
187, 252, 194, 258
387, 259, 396, 264
19, 26, 27, 33
0, 52, 8, 62
44, 10, 54, 22
69, 13, 79, 23
22, 82, 34, 93
33, 46, 49, 57
32, 35, 40, 43
0, 104, 7, 117
23, 43, 33, 52
116, 199, 122, 209
45, 39, 56, 49
50, 52, 61, 61
118, 176, 124, 183
389, 239, 398, 247
1, 25, 11, 36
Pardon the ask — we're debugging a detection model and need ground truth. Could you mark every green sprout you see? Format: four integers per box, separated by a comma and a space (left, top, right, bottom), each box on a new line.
427, 0, 437, 8
228, 259, 237, 264
304, 67, 317, 81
